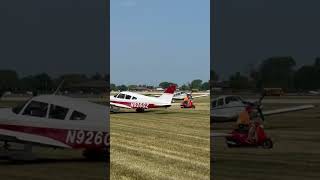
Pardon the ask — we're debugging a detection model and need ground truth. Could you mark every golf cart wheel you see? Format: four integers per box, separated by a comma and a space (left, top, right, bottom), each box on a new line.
192, 105, 195, 109
262, 139, 273, 149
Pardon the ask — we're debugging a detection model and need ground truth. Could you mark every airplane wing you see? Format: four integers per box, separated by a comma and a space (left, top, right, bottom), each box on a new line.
263, 105, 315, 116
110, 102, 132, 109
192, 94, 209, 98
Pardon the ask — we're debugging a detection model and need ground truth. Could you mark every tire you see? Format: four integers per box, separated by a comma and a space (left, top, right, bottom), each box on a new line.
83, 148, 109, 161
262, 139, 273, 149
136, 108, 145, 113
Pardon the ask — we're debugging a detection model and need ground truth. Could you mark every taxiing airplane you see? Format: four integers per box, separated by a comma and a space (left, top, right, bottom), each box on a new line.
0, 95, 109, 160
110, 85, 176, 112
211, 95, 315, 138
172, 91, 209, 100
211, 95, 315, 122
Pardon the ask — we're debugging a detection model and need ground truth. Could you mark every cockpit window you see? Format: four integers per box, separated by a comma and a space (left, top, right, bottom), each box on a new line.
132, 96, 137, 100
212, 100, 217, 108
12, 100, 28, 114
23, 101, 48, 118
225, 96, 240, 104
217, 98, 224, 106
118, 93, 125, 99
70, 111, 86, 120
49, 104, 69, 120
114, 93, 119, 98
125, 95, 131, 99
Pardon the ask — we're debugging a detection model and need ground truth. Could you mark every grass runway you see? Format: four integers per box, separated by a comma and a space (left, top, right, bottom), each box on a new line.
110, 97, 210, 180
212, 100, 320, 180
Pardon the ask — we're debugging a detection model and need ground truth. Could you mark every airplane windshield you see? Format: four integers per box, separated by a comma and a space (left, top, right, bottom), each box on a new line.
12, 100, 28, 114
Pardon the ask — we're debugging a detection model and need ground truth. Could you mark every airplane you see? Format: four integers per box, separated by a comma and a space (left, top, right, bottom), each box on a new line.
110, 85, 176, 112
211, 94, 315, 138
309, 90, 320, 95
172, 91, 209, 100
211, 95, 315, 122
0, 94, 109, 161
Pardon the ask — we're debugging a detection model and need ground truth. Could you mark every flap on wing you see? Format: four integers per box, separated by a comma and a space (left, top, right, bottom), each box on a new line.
264, 105, 315, 116
110, 102, 131, 109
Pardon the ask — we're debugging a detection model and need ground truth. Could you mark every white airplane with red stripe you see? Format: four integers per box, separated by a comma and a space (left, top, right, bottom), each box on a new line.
0, 95, 109, 160
110, 85, 177, 112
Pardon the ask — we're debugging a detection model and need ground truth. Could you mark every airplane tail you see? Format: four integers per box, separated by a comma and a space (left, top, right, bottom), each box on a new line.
158, 85, 177, 104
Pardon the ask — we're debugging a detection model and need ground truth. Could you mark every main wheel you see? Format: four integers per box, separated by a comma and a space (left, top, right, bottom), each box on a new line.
262, 139, 273, 149
136, 108, 145, 113
83, 148, 109, 161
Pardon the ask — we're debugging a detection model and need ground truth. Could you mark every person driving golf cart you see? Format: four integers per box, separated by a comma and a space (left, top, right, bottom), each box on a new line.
236, 106, 264, 143
236, 106, 251, 130
183, 94, 192, 105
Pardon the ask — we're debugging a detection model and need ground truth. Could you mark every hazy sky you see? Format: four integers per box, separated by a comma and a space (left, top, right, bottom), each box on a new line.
213, 0, 320, 80
111, 0, 210, 86
0, 0, 108, 77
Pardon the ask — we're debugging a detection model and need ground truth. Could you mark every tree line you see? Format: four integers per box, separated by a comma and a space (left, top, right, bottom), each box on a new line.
0, 70, 108, 95
211, 57, 320, 91
111, 79, 210, 91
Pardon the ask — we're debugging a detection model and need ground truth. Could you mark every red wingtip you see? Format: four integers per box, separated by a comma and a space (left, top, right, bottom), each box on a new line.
164, 85, 177, 94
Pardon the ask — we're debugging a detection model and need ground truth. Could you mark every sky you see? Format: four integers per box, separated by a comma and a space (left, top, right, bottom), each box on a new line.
0, 0, 108, 78
213, 0, 320, 80
111, 0, 210, 86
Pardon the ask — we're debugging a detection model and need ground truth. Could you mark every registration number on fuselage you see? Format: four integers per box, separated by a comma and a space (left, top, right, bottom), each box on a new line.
66, 130, 109, 146
130, 102, 149, 109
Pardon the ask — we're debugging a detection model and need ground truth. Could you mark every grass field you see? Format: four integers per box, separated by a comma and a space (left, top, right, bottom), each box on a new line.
212, 100, 320, 180
110, 97, 210, 180
0, 101, 108, 180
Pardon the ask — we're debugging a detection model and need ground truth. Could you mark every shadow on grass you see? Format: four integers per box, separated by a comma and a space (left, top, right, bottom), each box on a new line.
0, 157, 109, 165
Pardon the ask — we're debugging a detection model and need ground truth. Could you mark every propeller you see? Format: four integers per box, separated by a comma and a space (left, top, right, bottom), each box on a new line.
255, 92, 266, 121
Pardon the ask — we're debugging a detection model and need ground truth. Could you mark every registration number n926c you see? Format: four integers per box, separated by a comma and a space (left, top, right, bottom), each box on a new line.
66, 130, 109, 146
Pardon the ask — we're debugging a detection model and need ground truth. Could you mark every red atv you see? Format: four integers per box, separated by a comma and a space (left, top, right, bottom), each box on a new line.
180, 99, 195, 109
226, 122, 273, 149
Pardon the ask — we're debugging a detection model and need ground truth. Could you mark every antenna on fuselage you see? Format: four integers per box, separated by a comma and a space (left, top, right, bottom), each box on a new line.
53, 79, 65, 95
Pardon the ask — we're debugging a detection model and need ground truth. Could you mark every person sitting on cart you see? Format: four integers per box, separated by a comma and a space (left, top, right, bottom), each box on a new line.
247, 109, 264, 143
183, 95, 190, 106
236, 106, 252, 131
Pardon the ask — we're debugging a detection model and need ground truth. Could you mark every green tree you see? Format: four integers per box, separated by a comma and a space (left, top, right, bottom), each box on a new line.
229, 72, 251, 90
117, 85, 127, 91
201, 82, 209, 90
110, 84, 117, 91
190, 79, 203, 90
254, 57, 296, 90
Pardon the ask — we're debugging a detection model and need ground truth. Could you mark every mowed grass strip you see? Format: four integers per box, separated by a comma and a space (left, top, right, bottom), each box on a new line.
110, 97, 210, 180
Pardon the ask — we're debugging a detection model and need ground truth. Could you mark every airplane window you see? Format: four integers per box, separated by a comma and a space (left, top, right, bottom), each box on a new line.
118, 93, 125, 99
70, 111, 86, 120
225, 96, 239, 104
114, 93, 119, 98
217, 98, 224, 106
132, 97, 137, 100
212, 100, 217, 108
12, 100, 28, 114
49, 105, 69, 120
23, 101, 48, 118
125, 95, 132, 99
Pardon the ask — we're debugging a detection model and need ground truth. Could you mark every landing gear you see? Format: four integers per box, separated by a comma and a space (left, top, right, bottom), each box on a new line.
136, 108, 145, 113
0, 142, 36, 161
83, 147, 109, 161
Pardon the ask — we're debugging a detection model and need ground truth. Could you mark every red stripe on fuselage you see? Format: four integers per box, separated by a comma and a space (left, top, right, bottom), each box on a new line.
110, 101, 161, 109
0, 124, 109, 149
